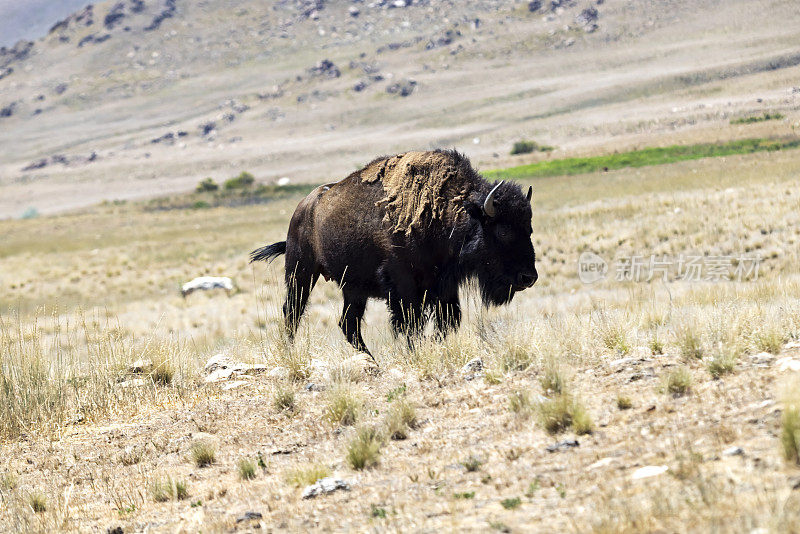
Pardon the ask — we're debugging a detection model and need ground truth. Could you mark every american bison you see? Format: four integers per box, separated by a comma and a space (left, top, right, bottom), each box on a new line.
251, 149, 537, 357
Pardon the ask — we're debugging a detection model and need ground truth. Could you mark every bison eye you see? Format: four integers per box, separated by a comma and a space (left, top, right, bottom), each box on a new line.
495, 225, 512, 243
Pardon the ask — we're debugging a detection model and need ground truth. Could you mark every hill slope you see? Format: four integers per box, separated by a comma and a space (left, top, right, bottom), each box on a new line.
1, 0, 799, 217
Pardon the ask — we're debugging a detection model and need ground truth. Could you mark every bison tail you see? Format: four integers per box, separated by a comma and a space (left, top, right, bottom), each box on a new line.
250, 241, 287, 263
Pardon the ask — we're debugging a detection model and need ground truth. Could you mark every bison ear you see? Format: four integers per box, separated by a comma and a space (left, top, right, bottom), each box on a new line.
465, 201, 484, 221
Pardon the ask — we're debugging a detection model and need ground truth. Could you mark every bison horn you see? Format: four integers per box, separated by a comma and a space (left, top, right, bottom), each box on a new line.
483, 181, 503, 218
526, 186, 533, 202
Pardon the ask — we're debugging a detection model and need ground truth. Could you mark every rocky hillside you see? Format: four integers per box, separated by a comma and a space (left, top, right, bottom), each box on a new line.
0, 0, 799, 216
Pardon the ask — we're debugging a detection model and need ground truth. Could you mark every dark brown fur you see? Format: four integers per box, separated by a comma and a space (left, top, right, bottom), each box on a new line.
251, 149, 538, 357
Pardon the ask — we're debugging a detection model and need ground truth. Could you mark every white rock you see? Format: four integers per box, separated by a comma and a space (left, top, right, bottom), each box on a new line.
784, 341, 800, 350
722, 446, 744, 456
750, 352, 775, 365
461, 357, 483, 374
776, 357, 800, 372
631, 465, 668, 480
277, 177, 291, 186
222, 380, 247, 391
204, 353, 231, 373
301, 477, 351, 499
588, 457, 614, 470
129, 358, 153, 373
205, 368, 234, 383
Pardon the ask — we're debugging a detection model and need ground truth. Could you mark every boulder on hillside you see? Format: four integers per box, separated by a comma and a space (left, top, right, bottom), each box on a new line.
309, 59, 341, 78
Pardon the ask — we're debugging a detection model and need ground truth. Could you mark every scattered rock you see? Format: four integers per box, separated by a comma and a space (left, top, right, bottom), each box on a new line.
203, 354, 268, 384
386, 78, 417, 97
181, 276, 234, 297
104, 3, 127, 30
301, 477, 350, 499
775, 357, 800, 372
785, 341, 800, 351
461, 358, 483, 374
528, 0, 543, 12
722, 446, 744, 456
305, 382, 324, 392
0, 40, 34, 69
222, 380, 248, 391
107, 526, 124, 534
78, 34, 112, 48
609, 356, 637, 369
575, 7, 599, 33
426, 29, 460, 50
0, 103, 16, 118
236, 511, 263, 523
54, 83, 69, 95
309, 59, 340, 78
348, 6, 360, 17
49, 5, 94, 35
144, 0, 177, 32
199, 121, 216, 137
546, 439, 579, 453
588, 457, 614, 470
631, 465, 668, 480
750, 352, 775, 366
129, 359, 153, 374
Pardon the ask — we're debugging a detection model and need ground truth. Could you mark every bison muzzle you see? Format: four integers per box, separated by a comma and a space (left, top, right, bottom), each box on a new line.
251, 149, 537, 358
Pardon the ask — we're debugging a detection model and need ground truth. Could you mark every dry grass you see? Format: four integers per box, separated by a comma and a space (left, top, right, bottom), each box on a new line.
190, 442, 216, 468
286, 463, 331, 487
1, 129, 800, 530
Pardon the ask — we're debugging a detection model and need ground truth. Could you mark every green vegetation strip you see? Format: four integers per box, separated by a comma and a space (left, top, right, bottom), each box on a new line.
486, 137, 800, 181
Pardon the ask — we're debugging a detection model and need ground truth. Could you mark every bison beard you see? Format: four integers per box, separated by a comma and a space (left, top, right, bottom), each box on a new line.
251, 149, 538, 359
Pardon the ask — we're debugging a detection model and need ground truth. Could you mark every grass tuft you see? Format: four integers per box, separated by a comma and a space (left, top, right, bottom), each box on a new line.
662, 366, 692, 396
29, 492, 47, 513
616, 395, 633, 410
151, 477, 188, 502
346, 426, 383, 470
324, 385, 361, 426
286, 463, 331, 487
238, 458, 257, 481
781, 386, 800, 465
273, 385, 296, 412
384, 399, 417, 440
538, 394, 593, 435
190, 442, 216, 468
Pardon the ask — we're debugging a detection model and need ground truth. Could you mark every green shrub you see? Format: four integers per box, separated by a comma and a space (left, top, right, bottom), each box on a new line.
195, 178, 219, 193
224, 171, 256, 190
510, 140, 554, 155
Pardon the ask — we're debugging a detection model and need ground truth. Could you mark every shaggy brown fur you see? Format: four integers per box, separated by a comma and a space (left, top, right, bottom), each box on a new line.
251, 149, 538, 357
361, 151, 477, 235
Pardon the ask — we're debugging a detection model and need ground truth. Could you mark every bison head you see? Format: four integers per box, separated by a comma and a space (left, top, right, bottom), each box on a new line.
461, 181, 538, 306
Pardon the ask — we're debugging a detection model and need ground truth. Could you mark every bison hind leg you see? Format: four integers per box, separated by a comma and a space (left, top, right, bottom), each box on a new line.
283, 269, 319, 340
388, 295, 426, 347
339, 289, 373, 358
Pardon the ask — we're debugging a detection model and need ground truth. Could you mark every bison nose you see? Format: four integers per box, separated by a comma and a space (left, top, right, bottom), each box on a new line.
517, 271, 538, 288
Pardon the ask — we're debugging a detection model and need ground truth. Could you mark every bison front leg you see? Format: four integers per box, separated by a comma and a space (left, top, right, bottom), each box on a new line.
388, 295, 425, 347
339, 290, 373, 358
433, 297, 462, 338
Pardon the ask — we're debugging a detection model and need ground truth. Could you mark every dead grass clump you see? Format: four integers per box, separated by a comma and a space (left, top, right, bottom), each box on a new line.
616, 395, 632, 410
461, 456, 483, 472
781, 384, 800, 465
595, 310, 631, 355
537, 394, 593, 435
662, 366, 692, 396
323, 385, 361, 426
754, 327, 784, 354
707, 348, 738, 379
539, 362, 566, 395
190, 442, 216, 467
286, 463, 331, 487
346, 426, 383, 470
384, 399, 417, 440
676, 323, 704, 360
29, 492, 47, 513
500, 345, 534, 372
508, 389, 534, 418
238, 458, 257, 481
151, 477, 188, 502
273, 385, 296, 412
